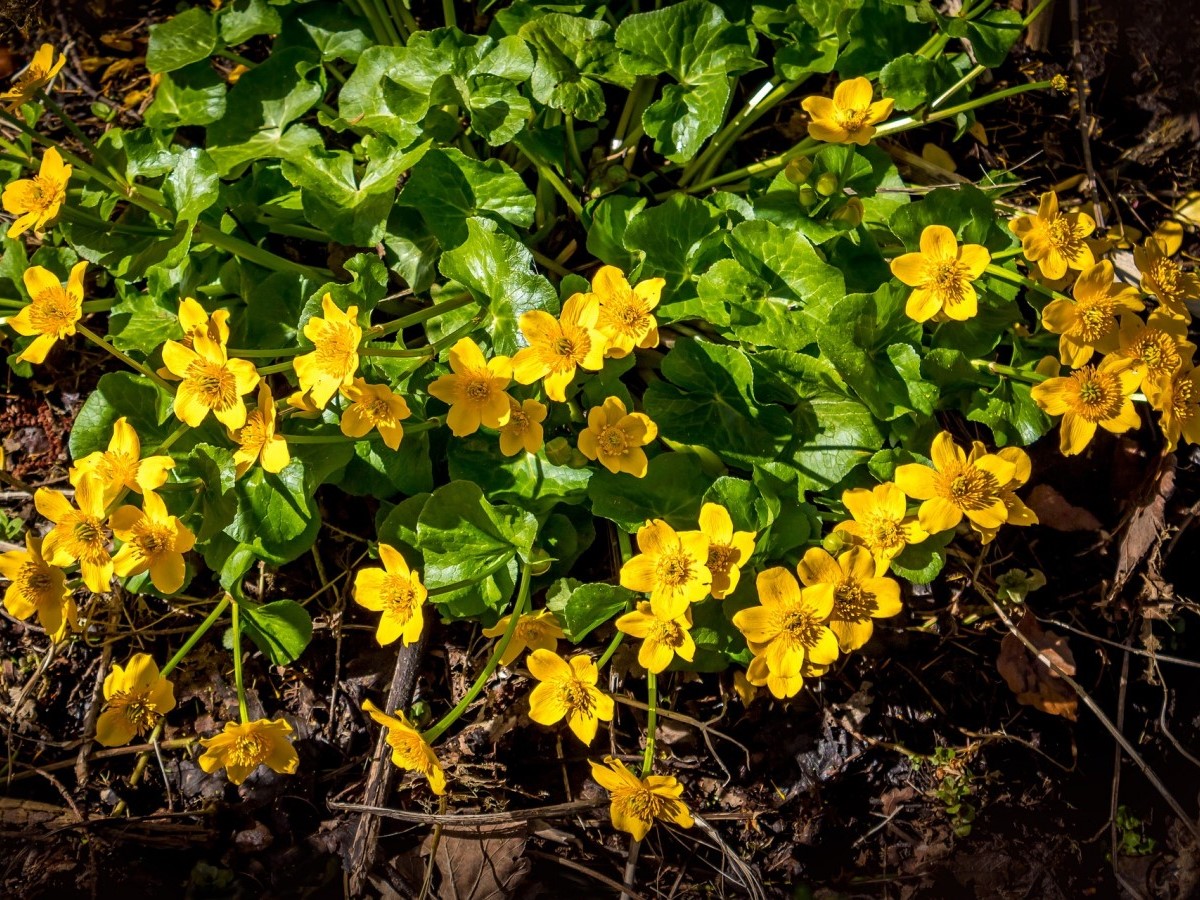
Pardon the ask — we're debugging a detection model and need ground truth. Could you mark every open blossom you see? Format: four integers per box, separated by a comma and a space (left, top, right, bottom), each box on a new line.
482, 608, 564, 667
110, 490, 197, 594
37, 476, 113, 594
835, 482, 926, 564
498, 397, 547, 457
971, 445, 1038, 544
526, 650, 614, 745
3, 147, 71, 238
1146, 365, 1200, 452
796, 547, 902, 653
72, 416, 174, 502
339, 378, 411, 450
177, 297, 230, 345
890, 225, 991, 322
1, 44, 65, 110
363, 700, 445, 795
591, 266, 665, 358
1115, 311, 1194, 391
745, 654, 828, 700
198, 718, 299, 785
1031, 355, 1141, 455
512, 293, 607, 401
354, 544, 426, 647
161, 334, 260, 429
293, 295, 362, 408
1134, 239, 1198, 320
95, 654, 175, 747
619, 518, 712, 619
426, 337, 513, 436
894, 431, 1016, 535
589, 756, 694, 842
0, 533, 74, 638
231, 384, 289, 476
578, 396, 656, 477
616, 601, 695, 674
802, 76, 893, 145
1008, 191, 1096, 280
6, 261, 86, 364
1040, 260, 1144, 367
695, 502, 756, 600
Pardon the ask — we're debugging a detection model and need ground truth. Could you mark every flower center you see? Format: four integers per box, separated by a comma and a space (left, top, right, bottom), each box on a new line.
779, 608, 824, 648
655, 550, 693, 588
1047, 215, 1084, 255
651, 618, 686, 650
1130, 331, 1178, 374
706, 543, 735, 575
1075, 300, 1115, 342
315, 323, 358, 376
186, 360, 239, 411
505, 409, 529, 432
939, 464, 1000, 511
96, 450, 139, 487
836, 108, 868, 132
928, 260, 968, 300
366, 397, 392, 422
19, 562, 54, 604
618, 788, 677, 825
1070, 368, 1123, 420
558, 677, 596, 717
238, 410, 268, 449
29, 287, 78, 335
598, 425, 629, 456
381, 574, 417, 617
108, 690, 159, 735
70, 513, 108, 559
132, 520, 174, 558
229, 733, 270, 768
1152, 259, 1181, 296
865, 512, 904, 551
833, 579, 876, 622
464, 377, 492, 402
552, 336, 577, 359
27, 174, 65, 212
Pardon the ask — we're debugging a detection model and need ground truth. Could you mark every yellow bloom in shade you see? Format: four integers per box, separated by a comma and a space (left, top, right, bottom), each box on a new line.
0, 533, 74, 639
796, 547, 902, 653
6, 261, 85, 364
526, 649, 614, 745
481, 608, 564, 667
731, 567, 839, 699
426, 337, 514, 436
589, 756, 694, 842
1040, 260, 1144, 367
591, 266, 665, 358
36, 476, 113, 594
95, 654, 176, 747
970, 444, 1038, 544
110, 490, 196, 594
578, 396, 657, 477
198, 718, 299, 785
894, 431, 1016, 535
292, 295, 362, 408
835, 482, 927, 564
1008, 191, 1096, 280
696, 502, 756, 599
498, 397, 548, 457
1031, 355, 1142, 455
1146, 366, 1200, 452
362, 700, 446, 795
71, 416, 174, 501
231, 384, 289, 477
801, 76, 893, 145
339, 378, 411, 450
616, 601, 695, 674
1116, 311, 1194, 391
890, 225, 991, 322
3, 147, 71, 238
512, 293, 608, 400
619, 518, 712, 618
1134, 239, 1198, 320
1, 44, 66, 109
353, 544, 427, 646
161, 335, 260, 429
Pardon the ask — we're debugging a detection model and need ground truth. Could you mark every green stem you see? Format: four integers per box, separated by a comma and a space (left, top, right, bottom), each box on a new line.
155, 422, 193, 454
930, 64, 985, 110
36, 92, 119, 180
160, 595, 231, 678
442, 0, 457, 29
280, 420, 442, 443
597, 631, 625, 668
256, 360, 294, 375
194, 223, 331, 280
681, 78, 802, 186
76, 323, 174, 391
368, 292, 477, 339
564, 114, 585, 178
516, 139, 584, 218
360, 344, 438, 359
970, 359, 1049, 384
641, 671, 657, 777
423, 563, 533, 744
984, 263, 1071, 302
231, 600, 250, 724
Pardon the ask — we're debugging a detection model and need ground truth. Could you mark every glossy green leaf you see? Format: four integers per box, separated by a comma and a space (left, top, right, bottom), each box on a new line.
588, 452, 712, 532
147, 7, 219, 74
520, 14, 631, 121
545, 579, 635, 642
241, 599, 313, 666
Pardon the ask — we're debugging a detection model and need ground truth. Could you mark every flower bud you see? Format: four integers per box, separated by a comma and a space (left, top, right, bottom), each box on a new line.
784, 157, 813, 185
815, 172, 840, 196
831, 197, 864, 228
529, 548, 552, 576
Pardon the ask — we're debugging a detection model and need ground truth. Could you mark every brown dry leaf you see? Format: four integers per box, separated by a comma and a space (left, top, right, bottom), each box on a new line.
425, 823, 531, 900
1109, 458, 1175, 600
996, 610, 1078, 720
0, 798, 73, 829
1026, 485, 1102, 532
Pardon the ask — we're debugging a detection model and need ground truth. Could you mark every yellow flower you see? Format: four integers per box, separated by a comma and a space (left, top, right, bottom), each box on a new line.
1008, 191, 1096, 280
3, 146, 70, 238
498, 397, 548, 456
619, 518, 712, 618
1040, 260, 1145, 367
835, 482, 927, 564
970, 444, 1039, 544
71, 415, 174, 502
616, 601, 695, 674
591, 266, 665, 358
110, 490, 196, 594
1146, 365, 1200, 452
894, 431, 1016, 535
198, 718, 300, 785
1115, 311, 1194, 391
577, 396, 657, 477
481, 608, 564, 667
1134, 239, 1198, 320
353, 543, 427, 646
511, 293, 608, 400
0, 533, 74, 638
1, 44, 66, 110
95, 654, 176, 747
1031, 355, 1141, 455
231, 383, 289, 477
426, 337, 514, 437
796, 547, 902, 653
526, 649, 614, 745
6, 261, 86, 364
286, 387, 323, 416
177, 296, 231, 346
292, 294, 362, 408
589, 756, 694, 841
695, 502, 756, 600
36, 476, 113, 594
744, 654, 828, 700
362, 700, 446, 795
890, 225, 991, 322
161, 334, 260, 429
801, 76, 893, 145
339, 378, 411, 450
731, 567, 839, 699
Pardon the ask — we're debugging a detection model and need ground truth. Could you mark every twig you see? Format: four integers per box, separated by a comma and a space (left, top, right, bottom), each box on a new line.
330, 798, 603, 826
1068, 0, 1104, 227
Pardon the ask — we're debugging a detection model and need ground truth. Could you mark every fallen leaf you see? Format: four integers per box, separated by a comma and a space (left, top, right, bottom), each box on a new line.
1109, 457, 1175, 600
997, 610, 1077, 720
1026, 485, 1102, 532
425, 823, 531, 900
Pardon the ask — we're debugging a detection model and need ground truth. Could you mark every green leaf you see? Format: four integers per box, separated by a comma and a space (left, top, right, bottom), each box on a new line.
889, 184, 1014, 252
375, 492, 430, 563
163, 148, 219, 224
280, 1, 373, 63
241, 599, 313, 666
224, 461, 320, 564
880, 53, 935, 111
584, 194, 645, 271
545, 579, 635, 642
384, 207, 440, 294
178, 443, 238, 541
144, 61, 226, 129
449, 435, 592, 515
966, 378, 1052, 447
623, 193, 725, 320
220, 0, 282, 45
107, 290, 182, 355
966, 9, 1024, 68
520, 14, 632, 121
703, 476, 777, 532
788, 392, 884, 491
334, 430, 434, 499
588, 452, 711, 532
890, 529, 953, 583
68, 372, 174, 460
147, 7, 219, 75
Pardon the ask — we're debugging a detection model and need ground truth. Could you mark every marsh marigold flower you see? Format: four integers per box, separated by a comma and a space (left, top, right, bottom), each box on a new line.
110, 490, 196, 594
71, 416, 174, 501
1031, 355, 1141, 455
339, 378, 411, 450
37, 476, 113, 594
797, 547, 902, 652
695, 502, 756, 599
363, 700, 446, 794
498, 397, 547, 457
1008, 191, 1096, 280
890, 225, 991, 322
1, 44, 65, 110
0, 533, 74, 638
354, 544, 426, 646
1147, 365, 1200, 452
177, 296, 230, 345
7, 261, 85, 364
578, 396, 657, 477
198, 718, 299, 785
1041, 260, 1144, 367
526, 649, 614, 745
293, 295, 362, 408
894, 431, 1016, 535
161, 334, 260, 429
591, 266, 665, 358
971, 445, 1038, 544
482, 608, 564, 667
512, 293, 607, 401
1116, 311, 1194, 391
616, 601, 695, 674
3, 147, 70, 238
1134, 239, 1198, 320
95, 653, 175, 747
426, 337, 513, 437
801, 76, 893, 145
620, 518, 712, 618
745, 654, 828, 700
589, 756, 694, 841
231, 384, 289, 477
835, 482, 927, 564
